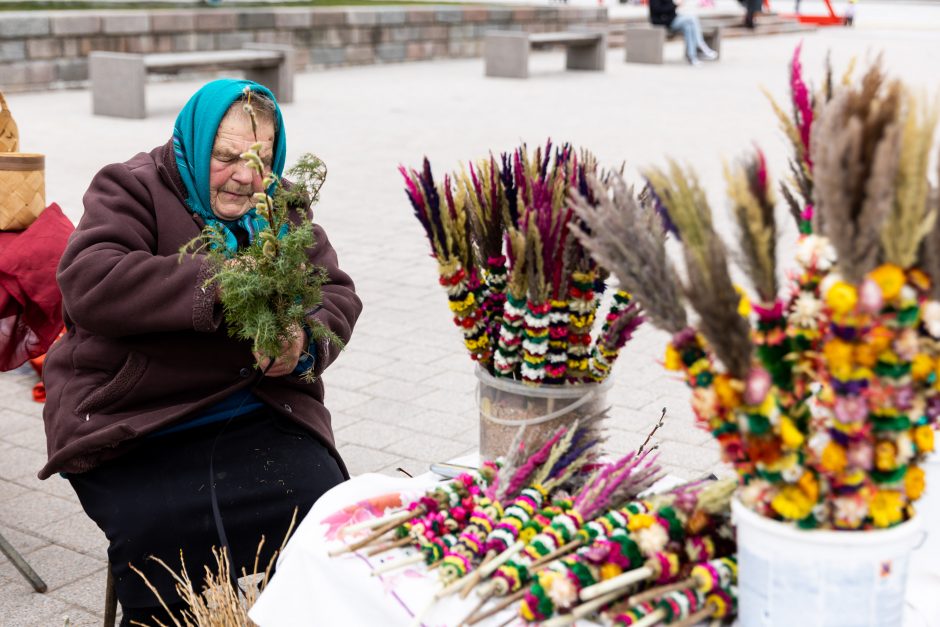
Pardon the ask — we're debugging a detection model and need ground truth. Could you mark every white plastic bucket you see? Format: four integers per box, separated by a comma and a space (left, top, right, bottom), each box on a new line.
475, 366, 612, 461
732, 499, 923, 627
911, 451, 940, 577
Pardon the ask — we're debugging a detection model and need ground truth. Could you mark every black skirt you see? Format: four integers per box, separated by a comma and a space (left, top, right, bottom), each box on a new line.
69, 405, 345, 613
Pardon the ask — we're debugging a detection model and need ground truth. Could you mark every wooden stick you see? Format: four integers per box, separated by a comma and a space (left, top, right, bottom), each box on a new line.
542, 588, 626, 627
626, 607, 667, 627
370, 553, 424, 576
329, 506, 424, 556
671, 604, 714, 627
465, 588, 527, 626
579, 565, 653, 601
366, 536, 412, 556
436, 541, 524, 599
528, 538, 582, 570
627, 578, 694, 606
343, 508, 409, 534
459, 586, 496, 627
459, 550, 497, 599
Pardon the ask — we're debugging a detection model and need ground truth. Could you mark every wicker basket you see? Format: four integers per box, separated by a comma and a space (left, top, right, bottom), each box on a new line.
0, 153, 45, 231
0, 92, 18, 153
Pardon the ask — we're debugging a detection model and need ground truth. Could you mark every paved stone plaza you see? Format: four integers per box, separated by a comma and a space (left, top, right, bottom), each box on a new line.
2, 4, 940, 623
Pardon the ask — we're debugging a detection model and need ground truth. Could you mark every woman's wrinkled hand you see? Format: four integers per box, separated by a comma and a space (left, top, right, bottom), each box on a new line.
254, 323, 305, 377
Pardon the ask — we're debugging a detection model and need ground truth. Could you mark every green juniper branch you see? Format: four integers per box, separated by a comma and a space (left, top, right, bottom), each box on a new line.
180, 90, 341, 382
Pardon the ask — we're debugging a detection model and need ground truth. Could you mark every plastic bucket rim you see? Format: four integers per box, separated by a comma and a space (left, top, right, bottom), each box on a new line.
474, 363, 614, 399
731, 497, 922, 546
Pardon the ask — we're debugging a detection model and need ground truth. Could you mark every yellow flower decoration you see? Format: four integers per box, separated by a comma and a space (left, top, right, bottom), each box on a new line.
820, 442, 847, 474
518, 527, 537, 544
914, 425, 935, 453
520, 602, 536, 621
875, 440, 897, 472
905, 466, 926, 501
869, 264, 906, 301
912, 354, 933, 380
713, 375, 741, 409
600, 563, 624, 581
870, 490, 904, 528
825, 281, 858, 316
663, 344, 682, 371
908, 268, 931, 293
798, 471, 819, 504
823, 339, 854, 379
854, 343, 878, 368
779, 416, 804, 450
627, 513, 655, 532
687, 359, 709, 377
823, 339, 853, 368
867, 325, 892, 355
771, 485, 815, 520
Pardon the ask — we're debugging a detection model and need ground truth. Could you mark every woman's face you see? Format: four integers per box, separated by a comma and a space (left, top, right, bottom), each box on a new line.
208, 106, 275, 221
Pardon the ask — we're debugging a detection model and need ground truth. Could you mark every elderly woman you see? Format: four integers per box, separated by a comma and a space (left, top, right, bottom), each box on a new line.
39, 79, 361, 625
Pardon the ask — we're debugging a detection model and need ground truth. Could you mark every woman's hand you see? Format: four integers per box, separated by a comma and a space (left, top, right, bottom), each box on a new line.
254, 323, 305, 377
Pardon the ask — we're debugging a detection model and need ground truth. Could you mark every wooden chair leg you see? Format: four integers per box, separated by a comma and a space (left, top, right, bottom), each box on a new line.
104, 564, 118, 627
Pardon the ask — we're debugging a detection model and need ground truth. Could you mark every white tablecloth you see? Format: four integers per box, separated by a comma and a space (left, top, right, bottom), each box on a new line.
249, 471, 940, 627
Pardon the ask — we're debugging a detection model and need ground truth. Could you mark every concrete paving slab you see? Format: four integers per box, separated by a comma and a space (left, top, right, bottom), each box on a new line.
0, 523, 50, 556
0, 545, 103, 593
0, 582, 75, 627
37, 513, 109, 558
47, 566, 110, 616
0, 492, 83, 532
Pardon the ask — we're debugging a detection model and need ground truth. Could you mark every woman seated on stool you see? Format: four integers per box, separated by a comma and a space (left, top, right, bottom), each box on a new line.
39, 79, 361, 626
649, 0, 719, 65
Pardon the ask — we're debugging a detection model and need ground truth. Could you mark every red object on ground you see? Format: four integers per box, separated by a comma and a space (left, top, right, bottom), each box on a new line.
0, 203, 74, 372
773, 0, 844, 25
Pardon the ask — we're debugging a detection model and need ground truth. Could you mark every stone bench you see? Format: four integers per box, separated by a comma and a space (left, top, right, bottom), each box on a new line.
485, 30, 606, 79
624, 25, 721, 64
89, 44, 295, 119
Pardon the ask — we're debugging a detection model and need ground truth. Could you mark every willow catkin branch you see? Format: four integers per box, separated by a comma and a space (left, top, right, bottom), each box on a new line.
569, 172, 688, 334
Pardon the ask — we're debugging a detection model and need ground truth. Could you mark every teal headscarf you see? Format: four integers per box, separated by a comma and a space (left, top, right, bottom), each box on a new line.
172, 79, 287, 253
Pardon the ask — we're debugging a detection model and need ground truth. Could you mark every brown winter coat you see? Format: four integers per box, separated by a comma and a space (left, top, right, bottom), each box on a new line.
39, 141, 361, 479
